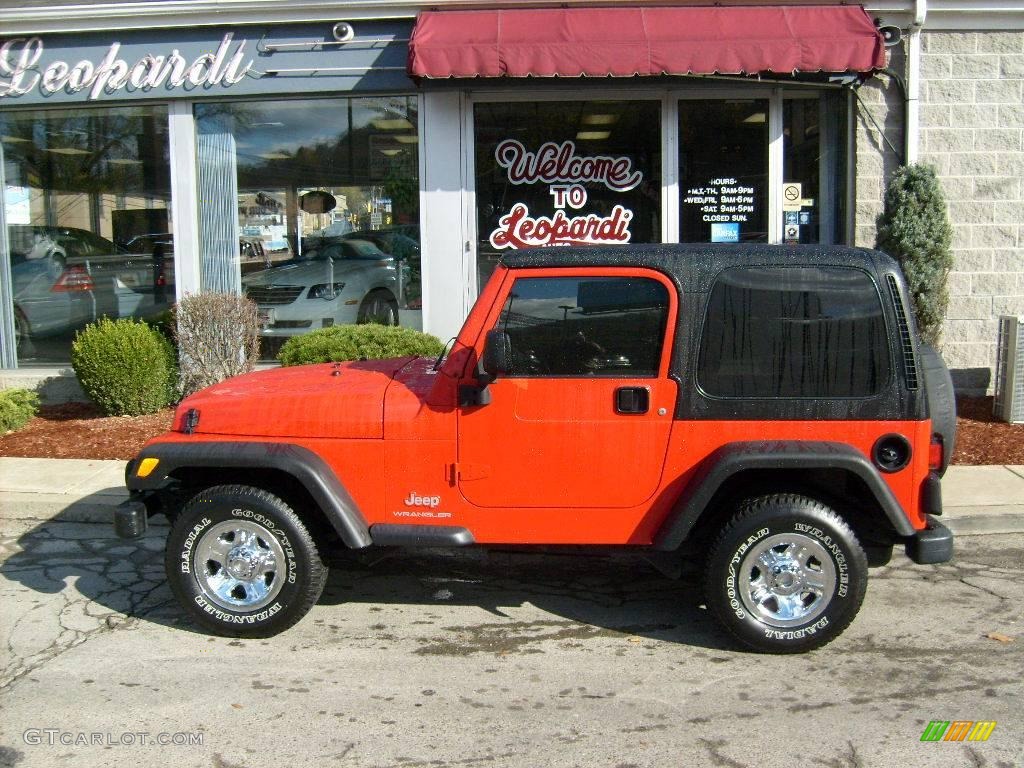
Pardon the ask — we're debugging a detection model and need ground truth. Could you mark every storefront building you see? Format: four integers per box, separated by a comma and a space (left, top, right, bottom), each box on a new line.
1, 0, 1022, 395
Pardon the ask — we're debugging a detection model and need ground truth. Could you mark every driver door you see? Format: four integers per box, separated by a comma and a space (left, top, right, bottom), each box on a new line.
457, 268, 678, 511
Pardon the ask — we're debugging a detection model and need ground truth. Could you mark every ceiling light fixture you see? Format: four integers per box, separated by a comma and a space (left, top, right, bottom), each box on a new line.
394, 135, 419, 144
581, 114, 617, 126
44, 147, 90, 155
576, 130, 611, 140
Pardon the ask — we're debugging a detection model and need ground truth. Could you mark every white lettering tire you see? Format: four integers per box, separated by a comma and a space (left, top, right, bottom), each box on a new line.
165, 485, 328, 637
704, 494, 868, 653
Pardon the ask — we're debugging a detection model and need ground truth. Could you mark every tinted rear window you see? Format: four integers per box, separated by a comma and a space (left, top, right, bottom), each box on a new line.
698, 266, 890, 398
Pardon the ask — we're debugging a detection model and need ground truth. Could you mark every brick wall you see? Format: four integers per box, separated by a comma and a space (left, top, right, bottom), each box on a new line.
856, 32, 1024, 395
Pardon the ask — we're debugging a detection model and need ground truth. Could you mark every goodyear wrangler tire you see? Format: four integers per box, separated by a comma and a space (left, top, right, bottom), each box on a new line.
704, 495, 868, 654
165, 485, 327, 637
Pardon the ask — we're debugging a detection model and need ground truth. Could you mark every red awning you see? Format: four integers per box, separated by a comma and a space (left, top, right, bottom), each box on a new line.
408, 5, 885, 79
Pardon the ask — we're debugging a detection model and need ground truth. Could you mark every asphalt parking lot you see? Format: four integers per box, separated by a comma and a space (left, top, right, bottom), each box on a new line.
0, 519, 1021, 768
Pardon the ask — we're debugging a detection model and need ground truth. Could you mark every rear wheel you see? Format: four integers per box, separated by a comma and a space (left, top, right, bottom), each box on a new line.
704, 494, 868, 653
357, 289, 399, 325
165, 485, 327, 637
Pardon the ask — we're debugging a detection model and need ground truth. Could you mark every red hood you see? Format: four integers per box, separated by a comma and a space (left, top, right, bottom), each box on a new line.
175, 358, 416, 439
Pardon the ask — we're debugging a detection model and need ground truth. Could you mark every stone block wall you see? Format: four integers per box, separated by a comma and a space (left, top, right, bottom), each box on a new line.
856, 32, 1024, 395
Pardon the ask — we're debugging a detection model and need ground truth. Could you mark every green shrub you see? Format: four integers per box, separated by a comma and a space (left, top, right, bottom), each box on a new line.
876, 164, 954, 346
71, 317, 177, 415
278, 325, 445, 366
0, 388, 40, 432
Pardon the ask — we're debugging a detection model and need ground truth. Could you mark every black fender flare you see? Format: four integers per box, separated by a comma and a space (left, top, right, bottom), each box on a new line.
653, 440, 917, 550
126, 441, 372, 549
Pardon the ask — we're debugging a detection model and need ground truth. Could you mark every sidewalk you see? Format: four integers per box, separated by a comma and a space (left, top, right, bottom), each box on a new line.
0, 457, 1022, 535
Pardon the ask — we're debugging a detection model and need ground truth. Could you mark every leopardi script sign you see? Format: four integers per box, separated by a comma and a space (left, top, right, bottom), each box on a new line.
0, 34, 253, 101
488, 139, 641, 250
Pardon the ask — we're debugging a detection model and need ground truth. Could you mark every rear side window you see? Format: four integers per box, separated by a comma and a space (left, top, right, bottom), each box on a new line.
497, 276, 669, 377
698, 266, 890, 398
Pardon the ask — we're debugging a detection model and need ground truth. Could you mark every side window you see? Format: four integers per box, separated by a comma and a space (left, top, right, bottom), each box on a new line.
698, 266, 891, 398
496, 276, 670, 377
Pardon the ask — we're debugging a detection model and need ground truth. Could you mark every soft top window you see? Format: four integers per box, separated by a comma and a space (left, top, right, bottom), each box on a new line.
698, 266, 891, 399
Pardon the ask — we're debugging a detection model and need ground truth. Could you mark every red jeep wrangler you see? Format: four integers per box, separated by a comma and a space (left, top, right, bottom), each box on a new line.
115, 244, 955, 653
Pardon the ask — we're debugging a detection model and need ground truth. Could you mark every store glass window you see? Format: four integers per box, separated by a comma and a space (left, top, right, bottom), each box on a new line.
1, 106, 172, 364
195, 96, 420, 358
783, 93, 848, 245
474, 100, 662, 290
679, 100, 768, 243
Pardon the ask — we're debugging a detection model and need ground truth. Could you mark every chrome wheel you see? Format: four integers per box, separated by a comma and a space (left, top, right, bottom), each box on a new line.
193, 520, 286, 611
737, 533, 836, 628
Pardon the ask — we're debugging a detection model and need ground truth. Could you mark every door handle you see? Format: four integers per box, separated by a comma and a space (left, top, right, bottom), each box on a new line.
615, 386, 650, 414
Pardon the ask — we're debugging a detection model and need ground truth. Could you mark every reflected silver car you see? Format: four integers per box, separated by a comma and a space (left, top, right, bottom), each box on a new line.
8, 226, 129, 355
242, 238, 400, 337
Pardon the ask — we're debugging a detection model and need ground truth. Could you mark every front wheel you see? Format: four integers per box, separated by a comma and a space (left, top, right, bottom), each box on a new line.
357, 289, 399, 325
704, 494, 868, 653
165, 485, 328, 637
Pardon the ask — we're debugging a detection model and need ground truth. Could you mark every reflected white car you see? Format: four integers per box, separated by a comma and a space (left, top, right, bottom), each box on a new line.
242, 238, 400, 337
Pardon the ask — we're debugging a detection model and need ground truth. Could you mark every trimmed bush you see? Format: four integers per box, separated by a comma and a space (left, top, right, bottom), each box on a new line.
71, 317, 177, 416
173, 292, 260, 397
876, 164, 954, 347
0, 388, 40, 432
278, 325, 445, 366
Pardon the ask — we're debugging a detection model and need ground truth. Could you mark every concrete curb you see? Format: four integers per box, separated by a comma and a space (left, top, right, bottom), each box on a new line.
1, 458, 1021, 536
0, 494, 1019, 538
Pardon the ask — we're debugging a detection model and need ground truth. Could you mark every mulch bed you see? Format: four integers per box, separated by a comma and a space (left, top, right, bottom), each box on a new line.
0, 396, 1020, 465
0, 402, 174, 461
953, 396, 1024, 466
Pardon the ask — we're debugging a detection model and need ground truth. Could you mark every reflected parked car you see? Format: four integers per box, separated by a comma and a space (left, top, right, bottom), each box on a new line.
8, 225, 132, 356
242, 237, 400, 336
341, 227, 421, 308
120, 233, 175, 306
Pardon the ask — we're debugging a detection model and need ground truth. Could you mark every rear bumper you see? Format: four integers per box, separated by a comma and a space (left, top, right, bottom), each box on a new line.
904, 515, 953, 565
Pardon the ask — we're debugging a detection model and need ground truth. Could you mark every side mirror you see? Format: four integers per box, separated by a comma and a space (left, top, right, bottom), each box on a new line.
479, 329, 512, 384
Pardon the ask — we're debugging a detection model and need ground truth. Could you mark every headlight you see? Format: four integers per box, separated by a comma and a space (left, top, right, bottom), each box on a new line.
308, 282, 345, 300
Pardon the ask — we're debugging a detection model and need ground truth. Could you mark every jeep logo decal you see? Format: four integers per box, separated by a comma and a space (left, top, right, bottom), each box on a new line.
404, 492, 441, 508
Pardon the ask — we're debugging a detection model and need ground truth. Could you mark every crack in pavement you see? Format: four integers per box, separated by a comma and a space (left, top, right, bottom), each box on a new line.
0, 522, 171, 691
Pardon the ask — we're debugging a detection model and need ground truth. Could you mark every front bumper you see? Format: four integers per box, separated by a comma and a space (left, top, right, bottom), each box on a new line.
113, 498, 148, 538
905, 515, 954, 565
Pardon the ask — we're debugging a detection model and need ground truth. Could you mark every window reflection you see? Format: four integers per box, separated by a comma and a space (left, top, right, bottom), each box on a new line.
2, 106, 172, 363
195, 97, 420, 359
498, 277, 669, 377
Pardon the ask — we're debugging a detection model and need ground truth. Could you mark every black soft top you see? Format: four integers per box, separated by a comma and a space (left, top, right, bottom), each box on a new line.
503, 243, 899, 292
504, 243, 922, 422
